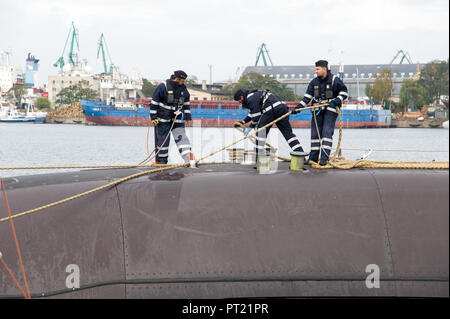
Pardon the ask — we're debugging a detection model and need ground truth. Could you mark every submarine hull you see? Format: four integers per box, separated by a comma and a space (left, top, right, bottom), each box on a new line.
0, 164, 448, 298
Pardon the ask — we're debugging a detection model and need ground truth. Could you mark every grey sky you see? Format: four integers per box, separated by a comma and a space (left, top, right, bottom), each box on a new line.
1, 0, 449, 84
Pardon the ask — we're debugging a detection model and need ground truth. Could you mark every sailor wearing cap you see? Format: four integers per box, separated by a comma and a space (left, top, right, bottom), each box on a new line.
292, 60, 348, 166
233, 88, 306, 161
150, 70, 194, 164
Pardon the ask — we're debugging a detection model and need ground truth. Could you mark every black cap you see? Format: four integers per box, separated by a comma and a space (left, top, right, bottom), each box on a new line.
233, 89, 248, 101
315, 60, 328, 68
173, 70, 188, 79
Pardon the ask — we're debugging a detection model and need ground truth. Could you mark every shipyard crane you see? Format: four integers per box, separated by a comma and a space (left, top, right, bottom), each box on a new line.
97, 33, 117, 74
255, 43, 273, 67
53, 22, 80, 72
390, 50, 413, 64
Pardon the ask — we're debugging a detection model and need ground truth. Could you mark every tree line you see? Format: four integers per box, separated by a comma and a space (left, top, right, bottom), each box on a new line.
366, 59, 449, 111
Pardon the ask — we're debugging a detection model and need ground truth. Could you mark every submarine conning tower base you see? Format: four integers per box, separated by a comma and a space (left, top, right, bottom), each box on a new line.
0, 163, 448, 298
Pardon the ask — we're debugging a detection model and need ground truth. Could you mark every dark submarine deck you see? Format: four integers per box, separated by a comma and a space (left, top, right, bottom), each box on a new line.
0, 163, 448, 298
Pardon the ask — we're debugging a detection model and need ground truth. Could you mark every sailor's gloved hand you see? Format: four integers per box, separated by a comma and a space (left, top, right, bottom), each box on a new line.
233, 120, 245, 128
243, 127, 251, 136
291, 107, 301, 114
152, 119, 159, 126
329, 100, 336, 108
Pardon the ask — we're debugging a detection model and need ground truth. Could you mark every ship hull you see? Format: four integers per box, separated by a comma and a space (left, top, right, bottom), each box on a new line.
82, 100, 391, 128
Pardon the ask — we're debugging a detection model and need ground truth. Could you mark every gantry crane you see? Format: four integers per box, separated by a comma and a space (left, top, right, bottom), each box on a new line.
97, 33, 117, 74
53, 22, 80, 72
390, 50, 413, 64
255, 43, 273, 67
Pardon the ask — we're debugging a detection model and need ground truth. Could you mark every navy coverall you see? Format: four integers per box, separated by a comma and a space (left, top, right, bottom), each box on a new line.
296, 72, 348, 161
150, 79, 192, 164
242, 90, 304, 156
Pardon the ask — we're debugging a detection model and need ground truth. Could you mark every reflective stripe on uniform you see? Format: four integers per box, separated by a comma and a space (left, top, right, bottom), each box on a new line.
327, 107, 337, 113
177, 144, 191, 150
158, 118, 171, 122
304, 93, 313, 99
160, 104, 174, 110
174, 119, 185, 123
180, 149, 191, 156
339, 91, 348, 97
151, 100, 159, 105
157, 146, 169, 150
184, 109, 191, 113
183, 102, 190, 105
249, 112, 261, 118
311, 139, 320, 143
158, 153, 168, 157
337, 96, 344, 101
150, 110, 157, 114
292, 144, 302, 150
299, 101, 306, 107
262, 101, 283, 113
287, 137, 297, 144
322, 145, 332, 150
322, 137, 333, 143
247, 92, 255, 99
311, 146, 320, 150
255, 136, 266, 141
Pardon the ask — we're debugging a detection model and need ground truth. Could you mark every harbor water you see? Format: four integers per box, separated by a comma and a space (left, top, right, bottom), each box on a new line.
0, 123, 448, 178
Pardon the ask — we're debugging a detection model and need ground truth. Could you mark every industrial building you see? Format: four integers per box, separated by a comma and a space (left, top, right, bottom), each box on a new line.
243, 63, 424, 99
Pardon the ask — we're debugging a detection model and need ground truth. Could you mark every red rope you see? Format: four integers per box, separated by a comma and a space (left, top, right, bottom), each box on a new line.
1, 178, 31, 299
0, 256, 27, 298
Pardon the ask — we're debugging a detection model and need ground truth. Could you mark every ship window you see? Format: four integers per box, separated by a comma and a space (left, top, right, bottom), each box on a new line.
299, 74, 303, 78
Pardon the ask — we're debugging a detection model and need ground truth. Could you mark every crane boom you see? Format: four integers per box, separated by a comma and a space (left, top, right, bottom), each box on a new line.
255, 43, 273, 67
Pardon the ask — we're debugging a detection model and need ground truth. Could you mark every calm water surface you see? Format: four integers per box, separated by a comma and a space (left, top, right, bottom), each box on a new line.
0, 123, 448, 178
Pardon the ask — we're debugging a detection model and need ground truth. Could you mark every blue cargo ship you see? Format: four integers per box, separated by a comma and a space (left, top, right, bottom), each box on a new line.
81, 99, 391, 128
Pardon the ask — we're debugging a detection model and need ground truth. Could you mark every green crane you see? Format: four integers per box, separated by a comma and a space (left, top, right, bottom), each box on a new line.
53, 22, 80, 72
97, 33, 116, 74
255, 43, 273, 67
390, 50, 413, 64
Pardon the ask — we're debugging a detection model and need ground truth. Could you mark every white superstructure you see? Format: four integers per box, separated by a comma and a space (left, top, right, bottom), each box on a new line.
0, 50, 14, 93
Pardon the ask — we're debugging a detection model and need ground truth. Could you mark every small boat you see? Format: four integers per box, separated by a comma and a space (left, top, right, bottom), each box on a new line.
0, 100, 46, 123
409, 123, 421, 128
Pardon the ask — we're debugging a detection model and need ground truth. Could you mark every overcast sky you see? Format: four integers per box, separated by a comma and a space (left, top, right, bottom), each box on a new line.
1, 0, 449, 84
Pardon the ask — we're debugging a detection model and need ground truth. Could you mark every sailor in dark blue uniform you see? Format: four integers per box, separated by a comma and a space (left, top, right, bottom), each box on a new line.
150, 70, 194, 164
293, 60, 348, 166
233, 88, 306, 159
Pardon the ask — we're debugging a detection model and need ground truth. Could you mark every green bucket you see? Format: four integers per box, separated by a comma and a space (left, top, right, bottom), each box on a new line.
290, 151, 307, 171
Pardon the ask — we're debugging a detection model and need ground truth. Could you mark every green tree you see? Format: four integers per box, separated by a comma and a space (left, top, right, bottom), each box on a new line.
419, 59, 449, 105
55, 80, 98, 107
8, 84, 26, 104
399, 78, 431, 111
221, 72, 297, 101
35, 97, 50, 109
142, 78, 158, 98
373, 68, 393, 109
365, 84, 375, 103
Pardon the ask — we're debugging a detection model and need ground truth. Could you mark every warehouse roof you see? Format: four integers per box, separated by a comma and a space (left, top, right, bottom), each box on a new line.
243, 64, 424, 80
